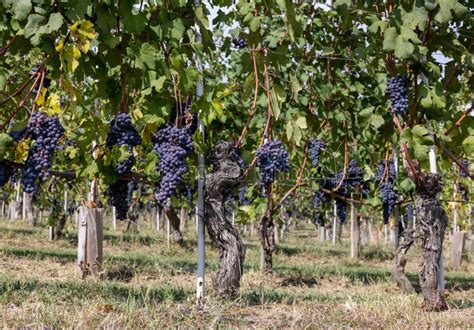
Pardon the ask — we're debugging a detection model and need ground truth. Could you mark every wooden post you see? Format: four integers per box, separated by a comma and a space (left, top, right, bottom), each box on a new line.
166, 213, 170, 248
77, 140, 103, 278
22, 192, 26, 220
180, 207, 186, 232
350, 202, 360, 259
112, 206, 117, 230
450, 231, 465, 269
332, 201, 337, 246
156, 207, 161, 231
77, 206, 104, 278
1, 200, 4, 219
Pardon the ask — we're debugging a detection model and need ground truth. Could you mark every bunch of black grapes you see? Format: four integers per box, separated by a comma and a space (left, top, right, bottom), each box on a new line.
402, 203, 414, 229
20, 112, 64, 193
108, 180, 136, 220
153, 125, 193, 205
308, 139, 326, 167
376, 160, 398, 224
460, 159, 470, 178
386, 75, 409, 115
106, 113, 141, 175
256, 140, 289, 189
0, 161, 15, 187
458, 183, 469, 201
9, 128, 27, 141
232, 38, 247, 49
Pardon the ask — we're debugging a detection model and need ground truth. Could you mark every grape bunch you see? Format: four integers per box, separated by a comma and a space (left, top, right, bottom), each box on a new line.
308, 139, 326, 167
376, 159, 396, 182
386, 75, 409, 115
460, 159, 470, 178
9, 128, 27, 141
402, 203, 413, 228
346, 159, 364, 188
237, 186, 250, 206
0, 161, 15, 187
106, 113, 141, 175
336, 198, 347, 222
376, 159, 398, 224
256, 140, 290, 188
458, 183, 469, 201
232, 38, 247, 49
380, 182, 397, 224
108, 180, 136, 220
20, 112, 65, 193
153, 125, 193, 205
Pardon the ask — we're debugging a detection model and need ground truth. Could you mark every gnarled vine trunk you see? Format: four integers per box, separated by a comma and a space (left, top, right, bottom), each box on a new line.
392, 228, 416, 293
259, 208, 276, 275
416, 174, 448, 311
163, 202, 183, 245
204, 141, 245, 299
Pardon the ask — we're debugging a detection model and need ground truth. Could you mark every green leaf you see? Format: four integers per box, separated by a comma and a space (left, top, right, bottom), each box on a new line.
402, 6, 428, 31
295, 116, 307, 129
382, 27, 397, 51
24, 14, 45, 45
370, 114, 384, 129
289, 72, 302, 101
139, 43, 156, 69
400, 177, 415, 193
462, 136, 474, 157
435, 0, 468, 23
0, 133, 14, 159
414, 144, 430, 161
249, 16, 261, 32
195, 6, 209, 29
12, 0, 31, 21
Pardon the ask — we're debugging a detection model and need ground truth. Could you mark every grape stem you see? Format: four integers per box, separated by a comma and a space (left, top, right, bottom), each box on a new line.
391, 114, 422, 185
0, 69, 42, 131
333, 141, 348, 192
0, 68, 37, 108
274, 152, 308, 212
433, 136, 473, 179
236, 45, 259, 148
444, 103, 473, 136
31, 67, 46, 113
0, 35, 17, 56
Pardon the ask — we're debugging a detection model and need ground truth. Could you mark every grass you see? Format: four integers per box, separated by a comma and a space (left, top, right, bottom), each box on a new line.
0, 219, 473, 327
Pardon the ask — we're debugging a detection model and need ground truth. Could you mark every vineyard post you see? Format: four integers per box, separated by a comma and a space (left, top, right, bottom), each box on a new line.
195, 0, 206, 302
112, 206, 117, 230
332, 200, 337, 245
452, 163, 458, 233
392, 152, 400, 248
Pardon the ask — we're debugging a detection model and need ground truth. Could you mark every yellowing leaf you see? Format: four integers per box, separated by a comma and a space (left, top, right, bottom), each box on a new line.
15, 140, 30, 162
55, 38, 64, 52
78, 20, 96, 39
35, 88, 47, 106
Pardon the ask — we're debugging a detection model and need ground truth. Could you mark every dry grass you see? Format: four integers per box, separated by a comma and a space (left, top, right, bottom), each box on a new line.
0, 219, 473, 328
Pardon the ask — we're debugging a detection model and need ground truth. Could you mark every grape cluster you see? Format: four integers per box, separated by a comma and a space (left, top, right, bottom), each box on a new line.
237, 186, 250, 205
376, 159, 398, 224
106, 113, 141, 175
460, 159, 470, 178
256, 140, 290, 188
402, 203, 413, 227
153, 125, 193, 205
346, 159, 364, 188
336, 198, 347, 222
20, 112, 64, 193
9, 128, 27, 141
232, 38, 247, 49
458, 183, 469, 201
0, 161, 15, 187
387, 75, 409, 115
376, 159, 396, 182
308, 139, 326, 167
108, 180, 136, 220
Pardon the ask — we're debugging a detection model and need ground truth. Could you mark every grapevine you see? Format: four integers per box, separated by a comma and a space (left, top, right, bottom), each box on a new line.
256, 140, 290, 189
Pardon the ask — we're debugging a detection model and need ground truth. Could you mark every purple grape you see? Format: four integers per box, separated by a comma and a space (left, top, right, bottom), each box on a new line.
20, 112, 64, 193
308, 139, 326, 167
153, 125, 193, 205
256, 140, 290, 188
387, 75, 409, 115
